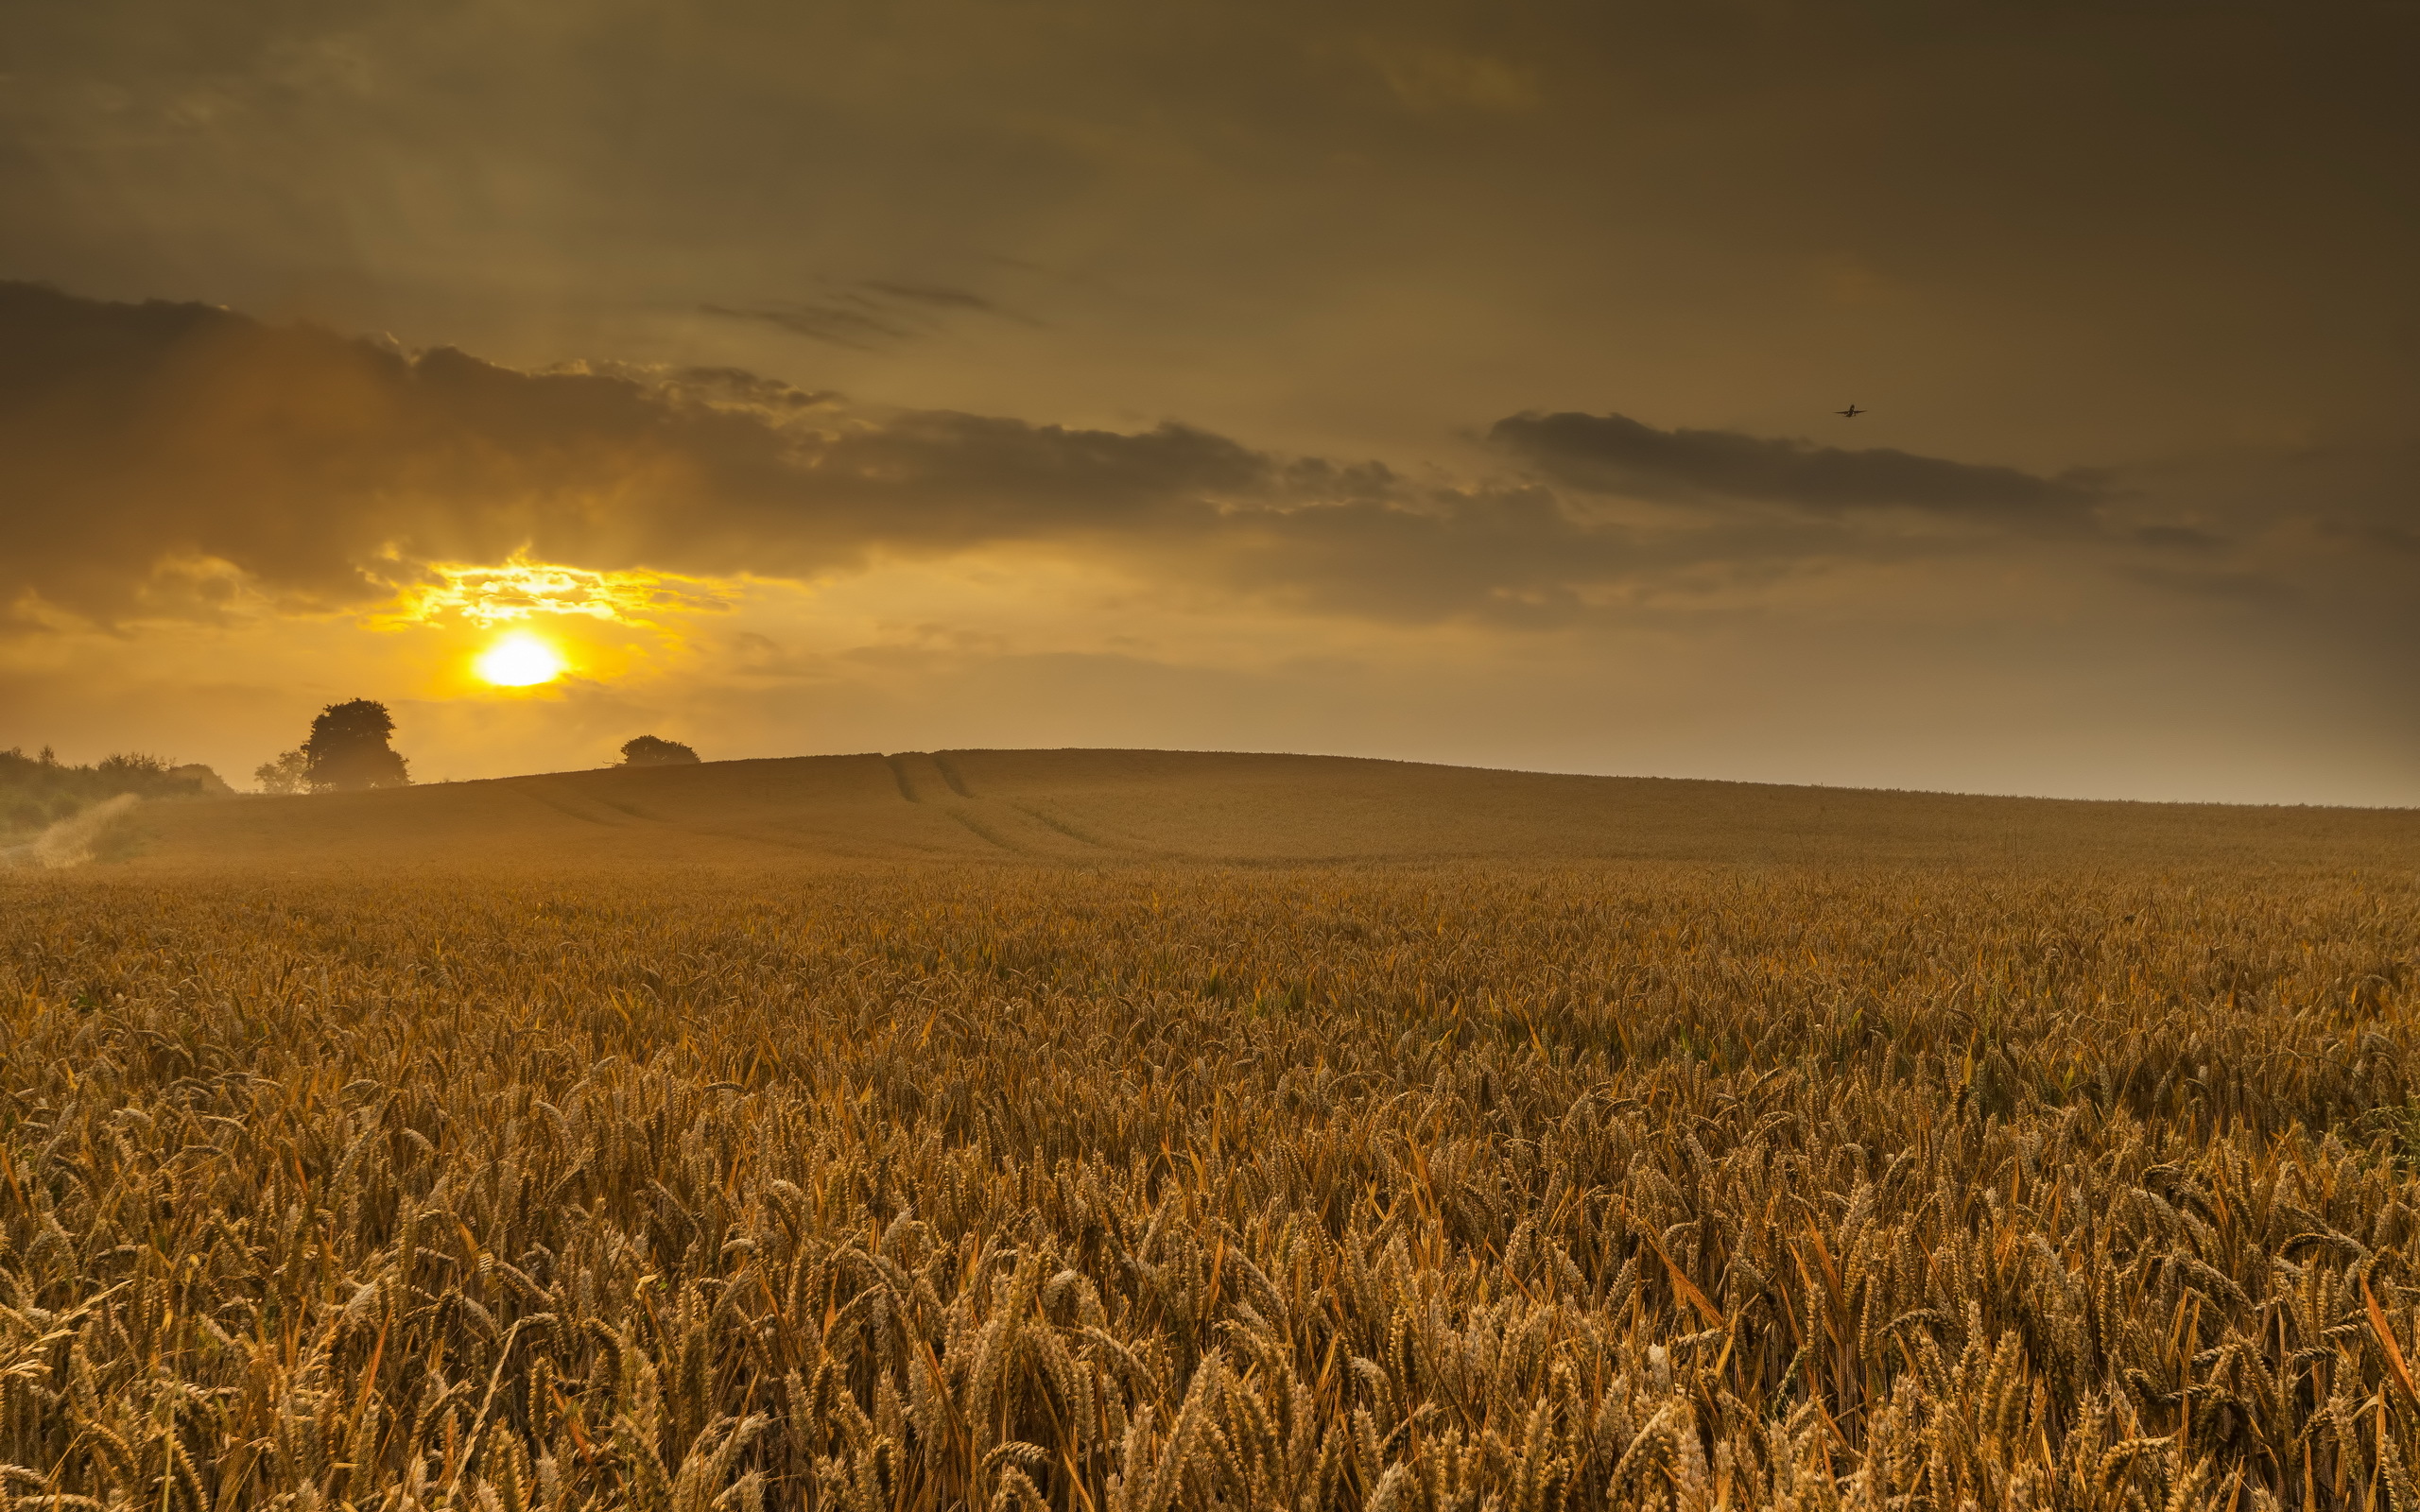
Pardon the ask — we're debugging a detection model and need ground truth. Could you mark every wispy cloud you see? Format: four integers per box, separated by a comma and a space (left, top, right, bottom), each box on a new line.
859, 280, 998, 312
1490, 410, 2109, 523
700, 300, 912, 351
701, 277, 1022, 349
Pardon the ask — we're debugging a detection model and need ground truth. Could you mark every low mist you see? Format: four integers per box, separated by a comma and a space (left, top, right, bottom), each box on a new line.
0, 793, 141, 870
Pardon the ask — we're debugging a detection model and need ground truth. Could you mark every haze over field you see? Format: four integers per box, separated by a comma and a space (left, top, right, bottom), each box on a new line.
4, 0, 2417, 803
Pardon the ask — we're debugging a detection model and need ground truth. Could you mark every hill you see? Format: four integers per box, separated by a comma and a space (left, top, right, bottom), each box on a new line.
104, 747, 2420, 869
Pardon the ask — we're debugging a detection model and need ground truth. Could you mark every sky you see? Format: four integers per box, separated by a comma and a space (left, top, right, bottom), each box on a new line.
3, 0, 2415, 803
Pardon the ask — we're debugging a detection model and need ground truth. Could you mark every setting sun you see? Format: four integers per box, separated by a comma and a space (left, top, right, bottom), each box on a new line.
474, 630, 566, 687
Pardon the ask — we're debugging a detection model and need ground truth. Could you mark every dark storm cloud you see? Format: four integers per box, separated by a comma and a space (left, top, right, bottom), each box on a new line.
0, 283, 2169, 629
1490, 411, 2110, 522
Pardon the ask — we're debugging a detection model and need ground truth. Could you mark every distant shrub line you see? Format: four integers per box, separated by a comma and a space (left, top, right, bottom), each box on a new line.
0, 747, 215, 834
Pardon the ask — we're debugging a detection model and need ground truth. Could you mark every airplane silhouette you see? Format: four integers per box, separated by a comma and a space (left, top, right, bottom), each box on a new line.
1838, 404, 1862, 418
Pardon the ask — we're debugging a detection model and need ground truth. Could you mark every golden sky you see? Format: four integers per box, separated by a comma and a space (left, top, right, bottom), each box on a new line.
3, 1, 2415, 801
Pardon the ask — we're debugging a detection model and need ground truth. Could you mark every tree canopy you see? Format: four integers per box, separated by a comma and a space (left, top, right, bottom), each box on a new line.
301, 699, 411, 792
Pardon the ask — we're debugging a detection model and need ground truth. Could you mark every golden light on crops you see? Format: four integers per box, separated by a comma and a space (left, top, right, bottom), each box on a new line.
473, 629, 566, 686
9, 826, 2418, 1508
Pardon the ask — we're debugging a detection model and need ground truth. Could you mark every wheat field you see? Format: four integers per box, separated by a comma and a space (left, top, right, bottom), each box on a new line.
5, 760, 2420, 1509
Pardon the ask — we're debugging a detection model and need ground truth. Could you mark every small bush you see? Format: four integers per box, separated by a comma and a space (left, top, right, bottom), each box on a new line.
620, 734, 701, 766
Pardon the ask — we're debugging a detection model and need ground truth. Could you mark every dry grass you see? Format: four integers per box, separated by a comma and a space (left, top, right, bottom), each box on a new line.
4, 804, 2420, 1506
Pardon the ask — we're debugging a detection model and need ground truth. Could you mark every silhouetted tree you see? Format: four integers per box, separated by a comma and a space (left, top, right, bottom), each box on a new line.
620, 735, 701, 766
302, 700, 411, 791
254, 749, 309, 794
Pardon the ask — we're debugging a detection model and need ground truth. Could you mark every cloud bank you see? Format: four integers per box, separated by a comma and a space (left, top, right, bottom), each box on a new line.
5, 280, 2407, 660
7, 282, 2138, 631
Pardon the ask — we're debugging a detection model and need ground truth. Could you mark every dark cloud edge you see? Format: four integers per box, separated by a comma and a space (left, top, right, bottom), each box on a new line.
1487, 409, 2112, 523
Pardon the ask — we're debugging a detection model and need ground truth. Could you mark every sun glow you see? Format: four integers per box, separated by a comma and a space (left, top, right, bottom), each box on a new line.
389, 560, 739, 627
475, 630, 567, 687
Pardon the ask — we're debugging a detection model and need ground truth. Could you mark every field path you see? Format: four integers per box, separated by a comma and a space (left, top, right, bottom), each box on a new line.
882, 752, 1113, 856
514, 778, 652, 826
